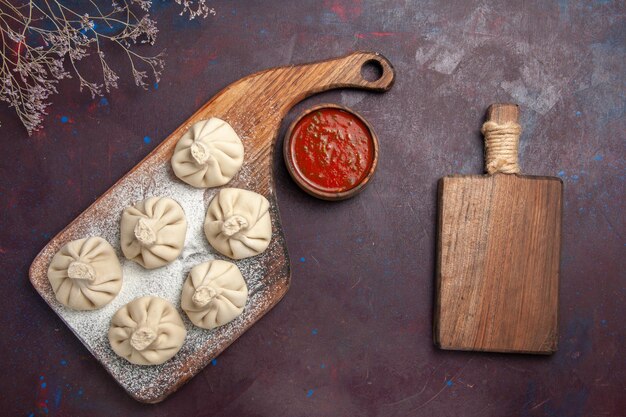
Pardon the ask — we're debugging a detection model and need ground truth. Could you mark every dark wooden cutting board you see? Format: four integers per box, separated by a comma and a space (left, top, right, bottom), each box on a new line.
29, 51, 395, 402
435, 104, 563, 354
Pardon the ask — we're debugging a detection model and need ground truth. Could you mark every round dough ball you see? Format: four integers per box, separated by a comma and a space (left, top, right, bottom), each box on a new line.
47, 237, 122, 310
171, 118, 244, 188
108, 296, 187, 366
120, 196, 187, 269
181, 260, 248, 329
203, 188, 272, 259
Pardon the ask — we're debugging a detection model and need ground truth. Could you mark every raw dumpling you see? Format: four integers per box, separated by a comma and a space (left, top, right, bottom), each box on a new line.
181, 260, 248, 329
120, 196, 187, 269
203, 188, 272, 259
108, 296, 187, 366
171, 118, 244, 188
47, 237, 122, 310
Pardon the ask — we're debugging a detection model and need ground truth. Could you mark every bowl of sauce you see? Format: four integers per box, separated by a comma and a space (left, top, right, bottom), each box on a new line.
283, 104, 379, 200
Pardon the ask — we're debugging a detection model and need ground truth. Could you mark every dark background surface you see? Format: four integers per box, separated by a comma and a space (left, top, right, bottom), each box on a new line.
1, 1, 624, 416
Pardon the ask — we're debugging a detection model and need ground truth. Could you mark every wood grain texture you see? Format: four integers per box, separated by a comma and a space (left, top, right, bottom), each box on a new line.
488, 102, 519, 124
2, 2, 624, 415
435, 104, 563, 354
28, 51, 395, 402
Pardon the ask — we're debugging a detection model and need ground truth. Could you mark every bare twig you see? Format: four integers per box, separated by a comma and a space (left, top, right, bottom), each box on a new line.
0, 0, 211, 135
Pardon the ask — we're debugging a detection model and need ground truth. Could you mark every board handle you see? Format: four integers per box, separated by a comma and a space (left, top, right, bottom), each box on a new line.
264, 51, 395, 115
320, 51, 395, 92
482, 103, 522, 175
257, 50, 396, 117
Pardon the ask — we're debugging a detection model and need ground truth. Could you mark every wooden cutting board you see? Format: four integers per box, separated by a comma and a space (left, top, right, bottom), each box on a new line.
434, 104, 562, 354
29, 51, 395, 402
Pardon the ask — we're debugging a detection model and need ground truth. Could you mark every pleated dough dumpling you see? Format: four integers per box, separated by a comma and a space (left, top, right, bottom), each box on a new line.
120, 196, 187, 269
181, 260, 248, 329
203, 188, 272, 259
171, 118, 244, 188
47, 237, 122, 310
108, 296, 187, 365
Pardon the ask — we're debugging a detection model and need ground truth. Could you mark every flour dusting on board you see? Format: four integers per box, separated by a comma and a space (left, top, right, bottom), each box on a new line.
28, 52, 390, 402
30, 148, 290, 402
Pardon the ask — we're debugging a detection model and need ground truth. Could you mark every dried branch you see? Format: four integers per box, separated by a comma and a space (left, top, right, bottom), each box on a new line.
0, 0, 213, 135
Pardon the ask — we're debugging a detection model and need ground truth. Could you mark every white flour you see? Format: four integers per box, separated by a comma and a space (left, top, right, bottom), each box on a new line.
38, 157, 280, 401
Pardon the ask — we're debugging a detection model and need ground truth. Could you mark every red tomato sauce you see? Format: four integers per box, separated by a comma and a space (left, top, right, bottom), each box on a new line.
289, 108, 375, 193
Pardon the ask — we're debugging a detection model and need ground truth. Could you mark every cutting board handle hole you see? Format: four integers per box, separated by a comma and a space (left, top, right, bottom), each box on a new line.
361, 59, 384, 82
